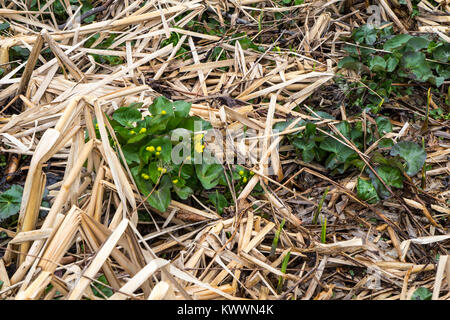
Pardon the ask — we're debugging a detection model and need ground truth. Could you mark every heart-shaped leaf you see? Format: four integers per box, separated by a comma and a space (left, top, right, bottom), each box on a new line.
0, 185, 23, 221
113, 104, 142, 128
390, 141, 426, 176
147, 175, 172, 212
196, 163, 223, 189
357, 177, 380, 204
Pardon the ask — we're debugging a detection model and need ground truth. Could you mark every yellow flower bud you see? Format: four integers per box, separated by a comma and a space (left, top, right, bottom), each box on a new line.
250, 171, 255, 175
139, 127, 147, 134
155, 151, 160, 156
242, 177, 248, 183
161, 110, 167, 115
172, 179, 178, 184
147, 146, 155, 152
239, 170, 244, 176
130, 130, 136, 135
156, 146, 162, 152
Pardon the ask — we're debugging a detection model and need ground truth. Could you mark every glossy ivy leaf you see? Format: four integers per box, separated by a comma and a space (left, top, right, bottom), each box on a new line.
411, 287, 432, 300
208, 191, 228, 215
353, 24, 378, 45
383, 34, 412, 51
147, 175, 172, 212
375, 116, 392, 136
0, 185, 23, 221
369, 56, 386, 72
113, 105, 142, 128
196, 163, 223, 189
356, 177, 380, 204
390, 141, 426, 176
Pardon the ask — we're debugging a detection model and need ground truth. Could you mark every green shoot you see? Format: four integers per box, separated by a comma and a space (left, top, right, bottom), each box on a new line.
270, 219, 286, 257
321, 217, 327, 244
312, 187, 329, 224
277, 251, 291, 293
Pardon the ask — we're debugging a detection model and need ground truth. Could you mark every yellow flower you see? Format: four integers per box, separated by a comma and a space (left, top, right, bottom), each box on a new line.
156, 146, 162, 152
161, 110, 167, 115
239, 170, 244, 176
157, 167, 162, 172
139, 127, 147, 134
146, 146, 155, 152
141, 173, 149, 180
242, 177, 248, 183
130, 130, 136, 135
95, 123, 98, 129
161, 168, 167, 174
194, 133, 204, 153
155, 151, 160, 156
250, 171, 255, 176
172, 179, 178, 184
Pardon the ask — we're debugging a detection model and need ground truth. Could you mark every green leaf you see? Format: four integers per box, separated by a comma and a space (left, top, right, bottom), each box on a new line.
405, 37, 430, 51
319, 137, 355, 163
383, 34, 412, 51
167, 100, 192, 130
147, 175, 172, 212
338, 56, 365, 72
400, 51, 433, 82
432, 43, 450, 62
0, 22, 10, 31
378, 138, 394, 148
122, 143, 141, 165
208, 191, 228, 214
369, 56, 386, 72
353, 24, 378, 45
377, 165, 404, 188
149, 96, 175, 117
368, 165, 403, 198
386, 56, 399, 72
196, 163, 223, 189
113, 105, 142, 128
390, 141, 426, 176
357, 177, 380, 204
375, 116, 392, 136
92, 275, 113, 299
173, 184, 193, 200
411, 287, 432, 300
0, 185, 23, 221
